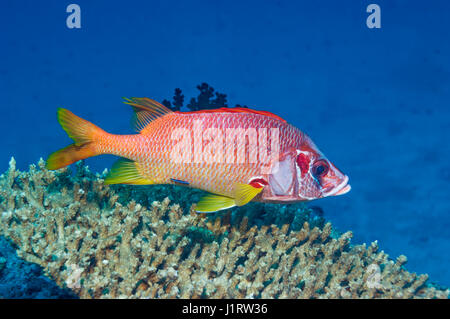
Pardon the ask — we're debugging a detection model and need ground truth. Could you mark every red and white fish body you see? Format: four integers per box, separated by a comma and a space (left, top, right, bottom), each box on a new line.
47, 98, 350, 212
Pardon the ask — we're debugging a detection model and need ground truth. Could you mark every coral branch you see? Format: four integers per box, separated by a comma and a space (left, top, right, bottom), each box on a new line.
0, 158, 448, 299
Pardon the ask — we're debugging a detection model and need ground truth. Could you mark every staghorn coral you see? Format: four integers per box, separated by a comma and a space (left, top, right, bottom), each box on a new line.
0, 236, 77, 298
0, 158, 448, 299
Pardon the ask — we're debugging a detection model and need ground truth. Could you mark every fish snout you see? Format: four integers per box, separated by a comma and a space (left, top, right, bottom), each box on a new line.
323, 175, 351, 197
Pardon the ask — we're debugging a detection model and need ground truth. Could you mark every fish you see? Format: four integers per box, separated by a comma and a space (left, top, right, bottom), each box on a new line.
46, 97, 351, 212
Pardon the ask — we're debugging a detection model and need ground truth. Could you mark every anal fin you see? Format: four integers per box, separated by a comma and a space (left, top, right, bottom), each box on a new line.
234, 183, 265, 206
195, 194, 236, 213
196, 181, 266, 213
104, 158, 153, 185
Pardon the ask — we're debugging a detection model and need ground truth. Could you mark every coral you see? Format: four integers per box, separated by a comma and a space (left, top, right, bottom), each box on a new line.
172, 88, 184, 112
163, 84, 254, 112
0, 236, 76, 298
186, 83, 228, 111
0, 158, 448, 299
161, 88, 184, 112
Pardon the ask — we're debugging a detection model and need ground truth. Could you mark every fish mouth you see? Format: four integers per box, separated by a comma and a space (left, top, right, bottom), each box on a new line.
335, 183, 351, 195
324, 175, 351, 197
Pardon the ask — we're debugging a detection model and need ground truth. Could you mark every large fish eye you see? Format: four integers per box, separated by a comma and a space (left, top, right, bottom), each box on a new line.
312, 160, 329, 177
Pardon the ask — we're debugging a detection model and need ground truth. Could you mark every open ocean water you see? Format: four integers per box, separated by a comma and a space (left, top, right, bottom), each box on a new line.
0, 0, 449, 295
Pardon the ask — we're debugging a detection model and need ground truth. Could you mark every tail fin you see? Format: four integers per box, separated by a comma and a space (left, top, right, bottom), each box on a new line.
46, 108, 106, 170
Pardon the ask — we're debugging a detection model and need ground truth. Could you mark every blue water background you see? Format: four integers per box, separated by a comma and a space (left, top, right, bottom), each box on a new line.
1, 1, 449, 286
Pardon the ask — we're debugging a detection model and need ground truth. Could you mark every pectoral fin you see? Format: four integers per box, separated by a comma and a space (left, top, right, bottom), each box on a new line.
195, 194, 236, 213
234, 183, 265, 206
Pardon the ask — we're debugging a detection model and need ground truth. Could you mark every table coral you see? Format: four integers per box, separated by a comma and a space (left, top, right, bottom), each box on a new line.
0, 158, 448, 299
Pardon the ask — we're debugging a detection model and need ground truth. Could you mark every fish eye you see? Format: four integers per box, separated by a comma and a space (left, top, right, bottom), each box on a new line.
312, 160, 329, 177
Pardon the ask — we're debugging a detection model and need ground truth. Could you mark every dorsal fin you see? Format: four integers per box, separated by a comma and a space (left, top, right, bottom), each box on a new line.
175, 107, 286, 122
123, 97, 172, 132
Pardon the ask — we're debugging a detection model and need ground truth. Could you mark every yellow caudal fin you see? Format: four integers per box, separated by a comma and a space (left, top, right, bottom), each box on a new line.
104, 158, 153, 185
234, 183, 264, 206
195, 194, 236, 213
46, 108, 106, 170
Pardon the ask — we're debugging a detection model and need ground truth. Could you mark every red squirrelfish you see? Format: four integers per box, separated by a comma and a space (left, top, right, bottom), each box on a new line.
46, 98, 351, 212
